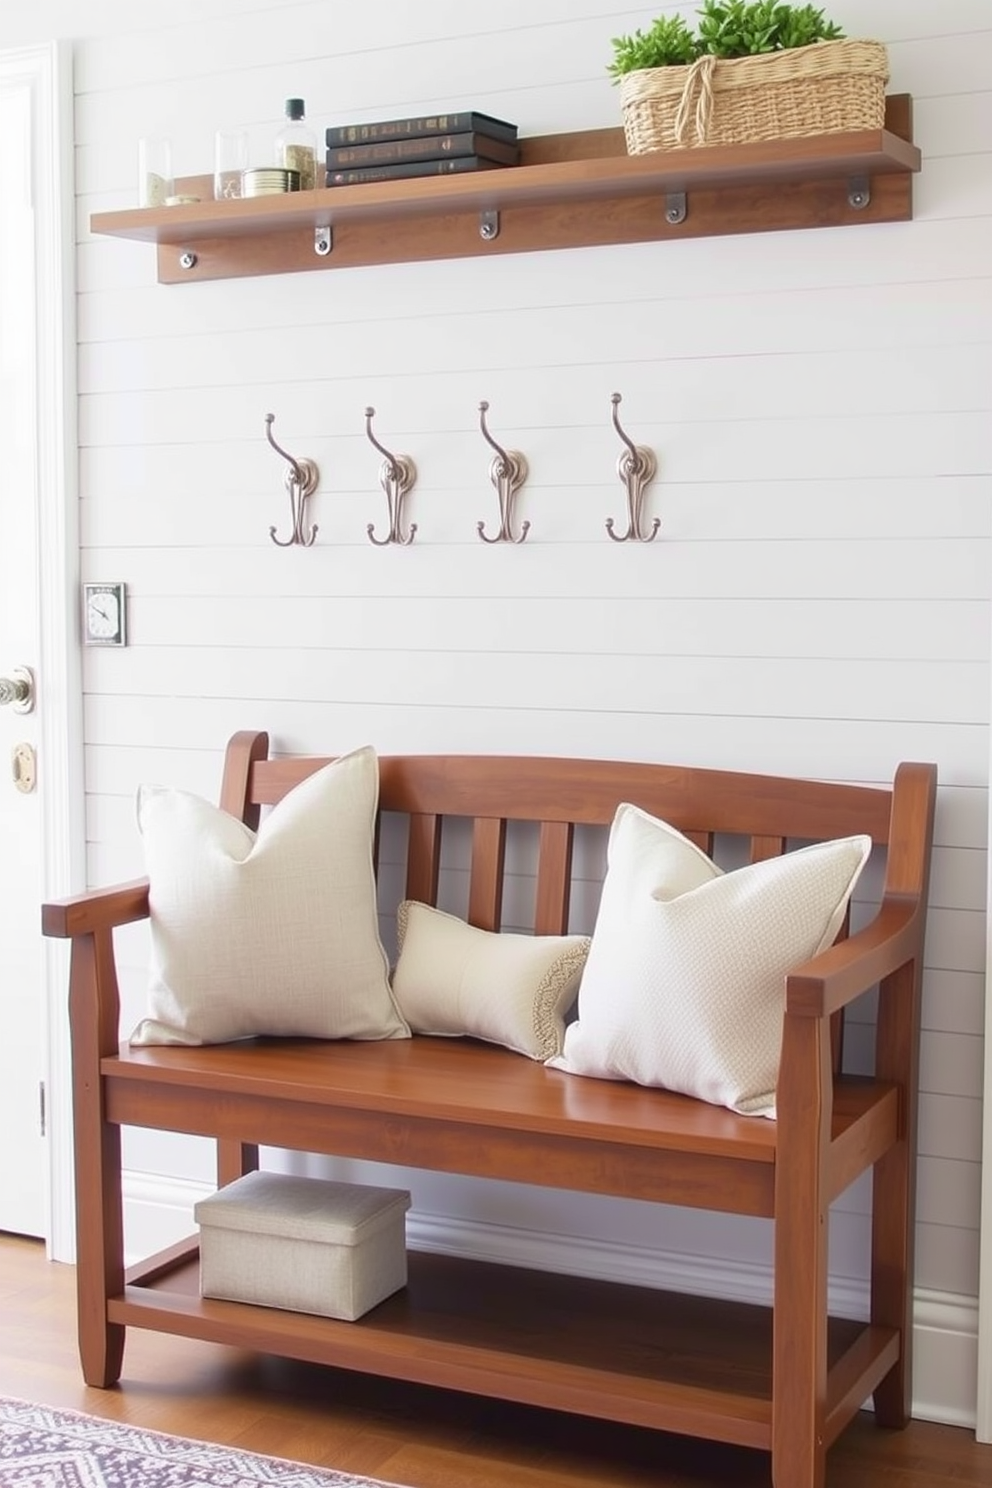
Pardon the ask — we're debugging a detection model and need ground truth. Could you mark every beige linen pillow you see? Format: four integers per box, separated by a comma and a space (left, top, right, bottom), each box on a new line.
392, 900, 591, 1059
548, 803, 871, 1116
130, 746, 409, 1046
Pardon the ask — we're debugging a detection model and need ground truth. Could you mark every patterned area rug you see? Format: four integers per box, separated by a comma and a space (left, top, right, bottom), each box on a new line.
0, 1395, 407, 1487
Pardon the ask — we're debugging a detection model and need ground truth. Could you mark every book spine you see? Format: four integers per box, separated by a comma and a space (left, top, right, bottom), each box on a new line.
327, 132, 518, 168
326, 111, 517, 147
327, 156, 503, 186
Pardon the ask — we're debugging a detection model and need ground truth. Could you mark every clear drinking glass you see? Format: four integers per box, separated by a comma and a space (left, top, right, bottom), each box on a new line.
214, 129, 249, 200
137, 137, 172, 207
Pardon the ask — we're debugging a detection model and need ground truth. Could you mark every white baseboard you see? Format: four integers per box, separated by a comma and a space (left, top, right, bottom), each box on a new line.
123, 1171, 979, 1430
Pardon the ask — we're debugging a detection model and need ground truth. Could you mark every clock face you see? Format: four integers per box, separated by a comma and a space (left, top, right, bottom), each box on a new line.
83, 584, 126, 645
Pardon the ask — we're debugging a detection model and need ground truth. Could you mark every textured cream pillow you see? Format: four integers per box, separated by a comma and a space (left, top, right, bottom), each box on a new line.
392, 900, 591, 1059
130, 746, 409, 1046
548, 803, 871, 1116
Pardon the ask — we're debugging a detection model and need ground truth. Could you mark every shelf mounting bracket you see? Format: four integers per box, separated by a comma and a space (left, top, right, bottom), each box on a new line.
315, 225, 333, 257
479, 210, 500, 242
847, 177, 871, 210
665, 192, 687, 226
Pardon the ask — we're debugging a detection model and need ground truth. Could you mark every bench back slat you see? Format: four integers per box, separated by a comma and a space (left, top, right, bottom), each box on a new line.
406, 812, 442, 905
749, 834, 786, 864
535, 820, 574, 936
469, 817, 507, 932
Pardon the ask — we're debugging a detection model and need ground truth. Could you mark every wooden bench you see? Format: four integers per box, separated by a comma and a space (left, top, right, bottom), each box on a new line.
41, 731, 936, 1488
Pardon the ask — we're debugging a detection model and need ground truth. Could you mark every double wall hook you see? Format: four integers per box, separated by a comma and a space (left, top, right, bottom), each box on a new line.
477, 401, 529, 543
606, 393, 659, 543
265, 414, 319, 547
364, 406, 417, 545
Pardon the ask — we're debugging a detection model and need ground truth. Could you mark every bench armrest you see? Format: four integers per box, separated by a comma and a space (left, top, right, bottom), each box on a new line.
42, 878, 151, 939
785, 897, 921, 1019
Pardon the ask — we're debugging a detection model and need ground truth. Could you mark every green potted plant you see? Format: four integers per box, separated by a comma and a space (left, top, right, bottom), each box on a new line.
609, 3, 887, 154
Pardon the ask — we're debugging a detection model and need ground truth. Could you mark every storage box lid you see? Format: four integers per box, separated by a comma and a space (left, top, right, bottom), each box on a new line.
194, 1171, 411, 1245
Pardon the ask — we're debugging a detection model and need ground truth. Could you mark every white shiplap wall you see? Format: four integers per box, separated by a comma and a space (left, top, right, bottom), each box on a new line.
6, 0, 991, 1429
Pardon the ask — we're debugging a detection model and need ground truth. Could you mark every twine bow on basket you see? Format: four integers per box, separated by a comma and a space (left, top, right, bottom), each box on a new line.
672, 54, 718, 146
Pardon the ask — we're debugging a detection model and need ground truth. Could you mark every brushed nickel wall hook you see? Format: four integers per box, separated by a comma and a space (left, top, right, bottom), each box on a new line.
606, 392, 659, 543
477, 400, 530, 543
265, 413, 319, 547
364, 406, 417, 545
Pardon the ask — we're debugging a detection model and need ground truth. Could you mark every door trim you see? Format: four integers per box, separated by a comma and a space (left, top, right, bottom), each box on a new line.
1, 39, 83, 1263
980, 694, 992, 1436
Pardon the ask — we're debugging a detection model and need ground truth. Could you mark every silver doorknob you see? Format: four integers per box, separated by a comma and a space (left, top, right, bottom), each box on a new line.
0, 666, 34, 714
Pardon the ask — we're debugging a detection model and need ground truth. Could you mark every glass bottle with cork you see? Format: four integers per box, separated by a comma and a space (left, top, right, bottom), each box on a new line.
275, 98, 318, 190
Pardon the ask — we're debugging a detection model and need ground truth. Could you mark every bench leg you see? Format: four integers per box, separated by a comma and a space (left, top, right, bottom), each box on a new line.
217, 1139, 259, 1188
871, 961, 920, 1428
772, 1014, 831, 1488
70, 932, 126, 1387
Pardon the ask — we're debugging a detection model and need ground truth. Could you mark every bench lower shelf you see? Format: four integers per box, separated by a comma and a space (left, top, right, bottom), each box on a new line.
114, 1246, 898, 1450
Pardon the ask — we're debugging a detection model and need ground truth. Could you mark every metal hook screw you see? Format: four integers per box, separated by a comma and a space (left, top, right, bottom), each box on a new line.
364, 406, 417, 545
265, 413, 319, 547
606, 393, 659, 543
477, 401, 529, 543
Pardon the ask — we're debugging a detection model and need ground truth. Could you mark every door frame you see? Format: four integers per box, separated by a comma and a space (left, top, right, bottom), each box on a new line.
980, 708, 992, 1437
0, 39, 83, 1263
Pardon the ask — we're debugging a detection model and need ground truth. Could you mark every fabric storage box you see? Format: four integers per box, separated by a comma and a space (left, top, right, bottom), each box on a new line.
194, 1171, 411, 1321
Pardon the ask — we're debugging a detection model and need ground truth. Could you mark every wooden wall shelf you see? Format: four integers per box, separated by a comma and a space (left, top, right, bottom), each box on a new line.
91, 96, 919, 284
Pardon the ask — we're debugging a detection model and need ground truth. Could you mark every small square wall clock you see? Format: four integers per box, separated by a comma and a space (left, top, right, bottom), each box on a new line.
82, 582, 127, 646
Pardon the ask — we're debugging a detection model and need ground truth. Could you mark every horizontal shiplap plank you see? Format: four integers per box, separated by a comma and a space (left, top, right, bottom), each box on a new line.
918, 1091, 984, 1163
80, 644, 988, 726
920, 905, 987, 975
89, 593, 986, 663
80, 694, 988, 784
919, 1029, 987, 1098
76, 286, 992, 382
915, 1217, 981, 1298
78, 477, 991, 548
78, 536, 990, 601
927, 845, 989, 911
70, 1, 992, 103
922, 970, 987, 1036
915, 89, 992, 158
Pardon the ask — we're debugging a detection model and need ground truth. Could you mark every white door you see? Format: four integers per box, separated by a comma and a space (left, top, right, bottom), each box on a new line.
0, 43, 81, 1256
0, 71, 47, 1238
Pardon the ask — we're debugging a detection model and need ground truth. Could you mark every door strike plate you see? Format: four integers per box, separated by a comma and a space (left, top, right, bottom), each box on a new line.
315, 225, 333, 256
479, 210, 500, 242
12, 742, 36, 794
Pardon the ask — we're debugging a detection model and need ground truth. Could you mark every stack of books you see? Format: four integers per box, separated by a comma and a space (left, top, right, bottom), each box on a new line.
324, 110, 519, 187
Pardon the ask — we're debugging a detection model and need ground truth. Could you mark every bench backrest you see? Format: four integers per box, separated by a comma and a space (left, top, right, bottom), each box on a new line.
219, 732, 926, 942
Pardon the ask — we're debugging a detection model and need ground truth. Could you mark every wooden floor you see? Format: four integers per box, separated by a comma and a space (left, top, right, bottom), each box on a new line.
2, 1232, 990, 1488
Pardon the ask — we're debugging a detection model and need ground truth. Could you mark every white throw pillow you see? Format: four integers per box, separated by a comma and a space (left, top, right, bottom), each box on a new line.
548, 803, 871, 1116
130, 746, 409, 1046
392, 900, 591, 1060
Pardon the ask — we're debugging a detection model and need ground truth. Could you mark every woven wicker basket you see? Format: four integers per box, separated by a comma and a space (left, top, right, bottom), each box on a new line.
619, 39, 888, 154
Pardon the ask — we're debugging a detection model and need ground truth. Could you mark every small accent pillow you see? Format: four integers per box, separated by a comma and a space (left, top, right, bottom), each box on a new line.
392, 900, 591, 1060
547, 803, 871, 1117
130, 746, 409, 1046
